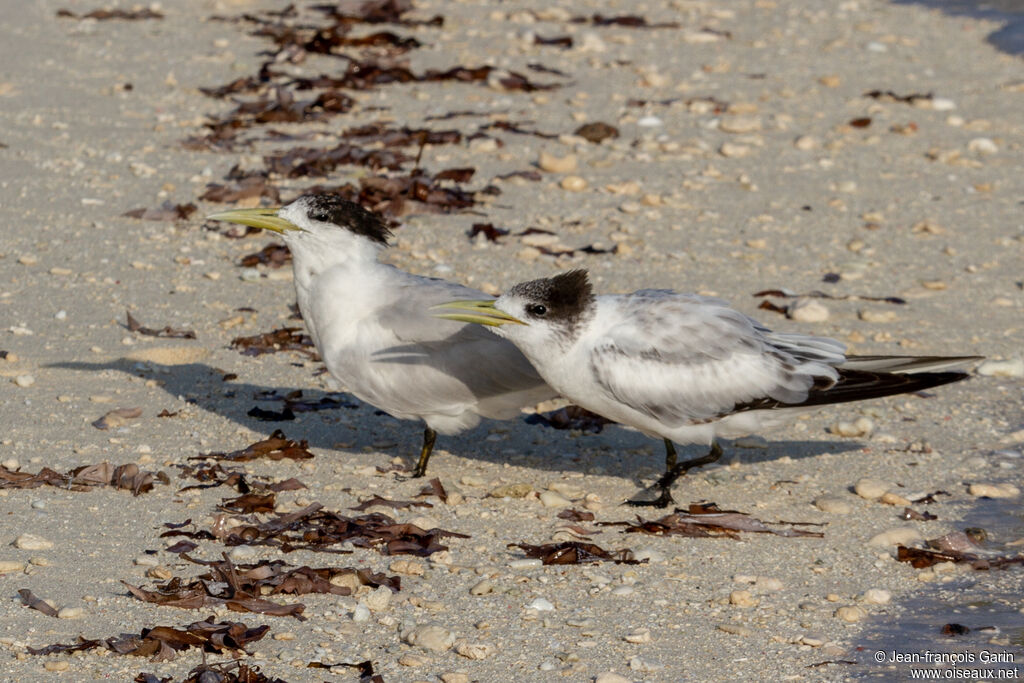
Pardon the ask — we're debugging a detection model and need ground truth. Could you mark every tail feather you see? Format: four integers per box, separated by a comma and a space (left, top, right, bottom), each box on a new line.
841, 355, 983, 374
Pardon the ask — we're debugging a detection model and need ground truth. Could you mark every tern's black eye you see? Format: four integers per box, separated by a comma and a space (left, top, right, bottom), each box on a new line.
527, 304, 548, 317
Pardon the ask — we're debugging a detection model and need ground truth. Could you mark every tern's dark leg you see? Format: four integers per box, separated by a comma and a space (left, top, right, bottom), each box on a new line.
663, 438, 677, 471
411, 427, 437, 478
627, 441, 723, 508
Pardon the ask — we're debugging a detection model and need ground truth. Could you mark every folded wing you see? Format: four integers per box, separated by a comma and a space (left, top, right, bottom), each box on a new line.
589, 293, 845, 427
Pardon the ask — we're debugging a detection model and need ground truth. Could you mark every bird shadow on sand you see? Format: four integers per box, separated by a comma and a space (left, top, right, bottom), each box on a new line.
50, 358, 863, 485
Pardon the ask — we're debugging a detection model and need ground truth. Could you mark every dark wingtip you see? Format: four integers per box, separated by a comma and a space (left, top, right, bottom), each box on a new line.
802, 369, 971, 409
299, 194, 392, 245
733, 369, 972, 415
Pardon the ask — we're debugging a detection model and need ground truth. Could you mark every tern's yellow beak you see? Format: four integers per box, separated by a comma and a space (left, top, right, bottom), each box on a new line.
206, 207, 300, 234
432, 300, 526, 327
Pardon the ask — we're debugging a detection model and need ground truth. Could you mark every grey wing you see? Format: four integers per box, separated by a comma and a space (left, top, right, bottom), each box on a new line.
376, 272, 496, 344
589, 294, 845, 427
374, 274, 556, 414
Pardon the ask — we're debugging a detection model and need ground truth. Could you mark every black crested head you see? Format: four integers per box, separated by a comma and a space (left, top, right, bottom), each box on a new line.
299, 194, 392, 245
508, 269, 595, 327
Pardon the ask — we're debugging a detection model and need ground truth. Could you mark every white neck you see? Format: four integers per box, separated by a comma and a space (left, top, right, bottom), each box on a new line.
285, 230, 382, 291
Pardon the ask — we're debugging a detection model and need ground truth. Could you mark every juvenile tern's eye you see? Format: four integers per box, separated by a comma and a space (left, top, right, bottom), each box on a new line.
527, 304, 547, 317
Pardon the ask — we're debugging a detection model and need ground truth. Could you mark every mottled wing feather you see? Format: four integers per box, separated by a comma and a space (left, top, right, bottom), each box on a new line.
589, 294, 844, 427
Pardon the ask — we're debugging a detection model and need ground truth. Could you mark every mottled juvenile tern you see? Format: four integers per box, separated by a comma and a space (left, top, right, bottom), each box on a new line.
208, 195, 556, 476
436, 270, 979, 506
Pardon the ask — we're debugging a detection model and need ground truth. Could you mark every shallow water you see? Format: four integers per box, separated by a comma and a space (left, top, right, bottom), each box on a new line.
894, 0, 1024, 54
853, 495, 1024, 679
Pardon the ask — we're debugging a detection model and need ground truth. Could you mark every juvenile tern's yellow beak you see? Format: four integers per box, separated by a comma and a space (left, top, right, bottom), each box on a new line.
432, 300, 526, 327
206, 207, 299, 234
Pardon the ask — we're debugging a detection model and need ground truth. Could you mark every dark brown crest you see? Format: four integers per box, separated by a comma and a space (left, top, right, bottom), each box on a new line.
509, 269, 595, 324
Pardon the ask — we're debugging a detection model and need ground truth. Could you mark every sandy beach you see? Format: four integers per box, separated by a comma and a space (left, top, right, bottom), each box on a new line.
0, 0, 1021, 680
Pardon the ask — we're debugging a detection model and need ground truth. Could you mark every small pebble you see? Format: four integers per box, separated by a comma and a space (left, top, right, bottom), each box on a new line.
363, 585, 392, 612
330, 572, 360, 593
854, 478, 892, 500
832, 418, 874, 438
794, 135, 819, 150
398, 654, 428, 667
57, 606, 84, 619
578, 32, 607, 52
560, 176, 588, 192
628, 656, 663, 672
538, 152, 577, 173
880, 492, 912, 506
717, 624, 753, 637
967, 137, 998, 155
404, 623, 456, 652
228, 545, 257, 561
146, 566, 172, 580
719, 116, 761, 133
548, 482, 584, 499
719, 142, 751, 158
352, 603, 371, 622
454, 640, 496, 660
44, 661, 69, 672
489, 483, 532, 499
729, 590, 759, 608
408, 516, 439, 531
13, 375, 35, 388
976, 359, 1024, 378
814, 495, 853, 514
788, 299, 829, 323
2, 458, 19, 470
470, 579, 494, 596
834, 605, 867, 623
389, 559, 425, 576
509, 558, 542, 569
527, 597, 555, 611
861, 588, 892, 605
868, 527, 923, 547
595, 674, 631, 683
520, 232, 559, 247
859, 309, 897, 323
539, 490, 571, 508
631, 548, 665, 564
969, 483, 1019, 498
0, 561, 25, 575
440, 673, 470, 683
14, 534, 53, 551
623, 629, 651, 644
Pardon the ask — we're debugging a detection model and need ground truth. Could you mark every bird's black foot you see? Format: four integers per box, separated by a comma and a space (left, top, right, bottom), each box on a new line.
625, 487, 676, 509
625, 441, 723, 509
409, 427, 437, 479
